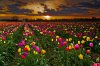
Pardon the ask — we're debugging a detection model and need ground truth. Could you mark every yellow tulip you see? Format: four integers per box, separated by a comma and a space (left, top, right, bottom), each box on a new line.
66, 39, 68, 42
81, 40, 85, 44
69, 45, 72, 50
30, 41, 36, 45
25, 45, 29, 48
78, 54, 83, 60
33, 51, 38, 55
4, 41, 6, 43
25, 45, 30, 51
53, 30, 56, 32
84, 31, 86, 32
18, 48, 21, 53
56, 39, 57, 41
86, 37, 90, 41
25, 38, 27, 40
83, 36, 86, 39
90, 27, 92, 29
75, 35, 77, 37
27, 47, 30, 51
19, 53, 21, 55
56, 36, 59, 39
40, 32, 43, 34
69, 38, 72, 42
41, 49, 46, 54
51, 38, 53, 41
78, 41, 80, 44
95, 36, 98, 39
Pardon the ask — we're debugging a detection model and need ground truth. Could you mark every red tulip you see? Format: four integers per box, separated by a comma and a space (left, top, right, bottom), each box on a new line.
58, 44, 62, 48
2, 37, 6, 41
24, 47, 28, 51
97, 63, 100, 66
63, 41, 67, 45
86, 49, 90, 54
21, 55, 25, 59
65, 47, 70, 51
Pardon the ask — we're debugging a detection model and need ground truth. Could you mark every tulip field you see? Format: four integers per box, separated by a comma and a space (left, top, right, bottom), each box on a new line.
0, 22, 100, 66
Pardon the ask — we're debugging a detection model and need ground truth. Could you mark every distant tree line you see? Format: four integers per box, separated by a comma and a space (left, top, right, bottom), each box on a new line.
0, 16, 100, 22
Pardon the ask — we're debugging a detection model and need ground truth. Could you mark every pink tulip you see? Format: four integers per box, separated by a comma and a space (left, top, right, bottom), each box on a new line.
57, 38, 62, 42
3, 32, 8, 35
74, 44, 79, 50
2, 37, 6, 41
63, 41, 67, 45
93, 63, 97, 66
89, 42, 93, 47
35, 46, 41, 53
21, 40, 26, 45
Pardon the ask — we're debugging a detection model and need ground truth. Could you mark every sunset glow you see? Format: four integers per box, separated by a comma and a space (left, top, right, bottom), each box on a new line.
44, 15, 51, 20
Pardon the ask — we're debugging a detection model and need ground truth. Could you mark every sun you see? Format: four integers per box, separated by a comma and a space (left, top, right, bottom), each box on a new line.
44, 15, 51, 20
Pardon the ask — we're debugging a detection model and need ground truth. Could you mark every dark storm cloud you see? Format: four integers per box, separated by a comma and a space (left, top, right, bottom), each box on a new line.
79, 1, 100, 9
39, 6, 88, 16
8, 3, 31, 14
0, 0, 100, 16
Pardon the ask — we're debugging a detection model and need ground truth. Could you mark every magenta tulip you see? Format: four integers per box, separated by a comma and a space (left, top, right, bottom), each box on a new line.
89, 42, 93, 47
74, 44, 79, 50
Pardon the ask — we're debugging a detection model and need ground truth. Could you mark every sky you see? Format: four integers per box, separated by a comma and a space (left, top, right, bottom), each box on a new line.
0, 0, 100, 17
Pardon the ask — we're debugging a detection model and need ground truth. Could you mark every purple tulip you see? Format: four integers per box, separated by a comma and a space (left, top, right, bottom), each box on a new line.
59, 41, 64, 46
23, 52, 28, 57
18, 40, 26, 47
32, 45, 36, 49
18, 42, 23, 47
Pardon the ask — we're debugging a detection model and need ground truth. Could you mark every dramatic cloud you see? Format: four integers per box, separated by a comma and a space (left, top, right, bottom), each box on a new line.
20, 3, 45, 14
0, 0, 100, 16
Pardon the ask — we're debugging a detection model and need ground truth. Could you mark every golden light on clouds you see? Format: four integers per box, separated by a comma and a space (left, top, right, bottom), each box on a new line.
20, 0, 68, 14
20, 3, 45, 14
0, 0, 100, 17
44, 0, 67, 11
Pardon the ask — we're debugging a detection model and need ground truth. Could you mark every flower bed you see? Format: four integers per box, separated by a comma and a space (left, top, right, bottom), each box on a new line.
0, 22, 100, 66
